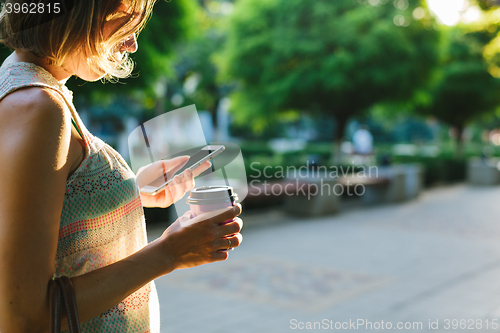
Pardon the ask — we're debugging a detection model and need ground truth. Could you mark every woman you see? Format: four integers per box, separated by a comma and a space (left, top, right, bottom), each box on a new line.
0, 0, 243, 332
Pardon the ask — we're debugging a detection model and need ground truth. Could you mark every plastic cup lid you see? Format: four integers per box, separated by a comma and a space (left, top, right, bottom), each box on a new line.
186, 186, 238, 205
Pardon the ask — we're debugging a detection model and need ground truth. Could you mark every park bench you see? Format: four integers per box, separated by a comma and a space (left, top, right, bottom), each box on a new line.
339, 164, 423, 204
467, 158, 500, 185
244, 164, 422, 215
246, 176, 341, 216
245, 179, 301, 209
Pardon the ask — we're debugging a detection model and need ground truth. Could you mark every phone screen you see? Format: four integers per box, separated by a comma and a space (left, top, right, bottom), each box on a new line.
146, 149, 217, 188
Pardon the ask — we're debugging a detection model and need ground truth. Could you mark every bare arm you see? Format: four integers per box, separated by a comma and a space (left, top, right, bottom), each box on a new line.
0, 88, 243, 332
0, 87, 71, 332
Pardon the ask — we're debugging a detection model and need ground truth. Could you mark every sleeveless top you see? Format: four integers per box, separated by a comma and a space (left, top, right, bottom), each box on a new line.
0, 62, 160, 333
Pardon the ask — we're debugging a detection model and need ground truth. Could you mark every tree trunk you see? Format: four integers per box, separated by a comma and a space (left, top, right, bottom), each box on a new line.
455, 125, 464, 159
154, 76, 168, 116
154, 97, 165, 116
332, 115, 348, 164
210, 99, 219, 141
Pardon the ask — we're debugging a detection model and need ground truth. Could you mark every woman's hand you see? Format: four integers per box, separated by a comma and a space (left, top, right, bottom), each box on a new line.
155, 204, 243, 272
136, 156, 212, 208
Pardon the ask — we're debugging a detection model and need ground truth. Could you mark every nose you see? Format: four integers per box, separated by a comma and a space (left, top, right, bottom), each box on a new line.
121, 33, 138, 53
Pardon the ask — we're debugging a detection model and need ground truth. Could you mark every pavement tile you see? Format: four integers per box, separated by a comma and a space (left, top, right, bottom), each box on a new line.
145, 184, 500, 332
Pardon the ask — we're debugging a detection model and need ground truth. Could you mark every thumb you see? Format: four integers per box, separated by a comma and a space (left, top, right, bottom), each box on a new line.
161, 155, 190, 171
136, 164, 148, 176
178, 210, 194, 227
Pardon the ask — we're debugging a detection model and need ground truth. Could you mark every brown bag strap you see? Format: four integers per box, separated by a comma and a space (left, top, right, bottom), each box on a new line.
50, 277, 81, 333
49, 279, 62, 333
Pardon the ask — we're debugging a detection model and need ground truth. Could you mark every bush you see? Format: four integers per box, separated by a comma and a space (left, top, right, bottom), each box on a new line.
240, 141, 467, 186
392, 156, 466, 186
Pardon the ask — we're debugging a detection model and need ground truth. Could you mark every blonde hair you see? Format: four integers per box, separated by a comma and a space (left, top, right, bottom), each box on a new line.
0, 0, 156, 82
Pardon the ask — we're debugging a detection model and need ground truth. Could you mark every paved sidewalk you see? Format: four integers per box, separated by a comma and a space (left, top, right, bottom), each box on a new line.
148, 184, 500, 333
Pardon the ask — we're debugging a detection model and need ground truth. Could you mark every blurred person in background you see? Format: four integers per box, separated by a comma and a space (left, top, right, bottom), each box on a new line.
351, 124, 374, 165
0, 0, 243, 332
352, 125, 374, 156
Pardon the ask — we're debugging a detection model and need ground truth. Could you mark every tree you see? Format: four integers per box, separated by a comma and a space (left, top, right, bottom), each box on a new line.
416, 28, 500, 157
165, 4, 232, 135
219, 0, 439, 160
0, 45, 10, 63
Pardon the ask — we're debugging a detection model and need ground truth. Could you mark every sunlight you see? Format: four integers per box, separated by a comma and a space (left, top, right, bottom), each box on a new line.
426, 0, 481, 26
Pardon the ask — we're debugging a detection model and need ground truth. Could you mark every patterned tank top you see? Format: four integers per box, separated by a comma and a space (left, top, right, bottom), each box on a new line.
0, 62, 160, 333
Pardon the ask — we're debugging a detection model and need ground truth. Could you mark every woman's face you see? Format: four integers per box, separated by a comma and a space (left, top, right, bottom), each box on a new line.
67, 2, 140, 81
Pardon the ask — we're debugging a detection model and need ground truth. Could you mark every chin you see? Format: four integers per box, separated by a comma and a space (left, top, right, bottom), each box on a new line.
77, 70, 107, 82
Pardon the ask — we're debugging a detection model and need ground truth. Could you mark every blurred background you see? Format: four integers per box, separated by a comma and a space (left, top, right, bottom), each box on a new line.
1, 0, 498, 218
7, 0, 500, 331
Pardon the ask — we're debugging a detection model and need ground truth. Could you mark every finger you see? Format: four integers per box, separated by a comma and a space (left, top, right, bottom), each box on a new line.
231, 233, 243, 247
168, 175, 183, 202
179, 169, 193, 181
192, 160, 212, 177
137, 157, 189, 188
211, 251, 229, 261
215, 204, 242, 226
209, 205, 241, 226
233, 203, 242, 216
161, 156, 190, 170
177, 170, 194, 193
217, 233, 242, 252
177, 210, 193, 227
137, 159, 166, 177
183, 169, 195, 191
136, 161, 165, 187
136, 164, 147, 175
188, 204, 241, 226
160, 157, 189, 181
175, 174, 190, 201
217, 217, 243, 237
177, 210, 198, 227
176, 172, 195, 199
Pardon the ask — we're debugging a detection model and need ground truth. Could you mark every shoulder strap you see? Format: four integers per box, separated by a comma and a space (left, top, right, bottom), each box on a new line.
71, 116, 84, 140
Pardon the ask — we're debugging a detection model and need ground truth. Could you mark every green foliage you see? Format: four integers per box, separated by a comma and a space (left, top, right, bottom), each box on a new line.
476, 0, 500, 11
0, 44, 11, 63
242, 141, 468, 185
466, 2, 500, 77
149, 2, 237, 125
167, 29, 226, 118
220, 0, 439, 139
416, 28, 500, 132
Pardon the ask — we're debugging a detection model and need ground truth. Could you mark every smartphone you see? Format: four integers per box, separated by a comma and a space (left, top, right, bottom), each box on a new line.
139, 145, 225, 195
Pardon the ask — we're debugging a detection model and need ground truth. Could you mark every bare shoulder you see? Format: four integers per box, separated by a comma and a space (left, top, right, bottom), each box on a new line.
0, 86, 68, 124
0, 86, 72, 168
